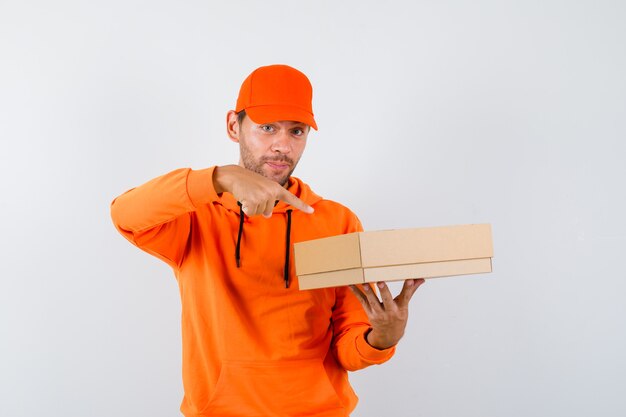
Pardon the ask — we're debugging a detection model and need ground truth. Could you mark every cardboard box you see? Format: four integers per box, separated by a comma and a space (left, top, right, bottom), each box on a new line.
294, 224, 493, 290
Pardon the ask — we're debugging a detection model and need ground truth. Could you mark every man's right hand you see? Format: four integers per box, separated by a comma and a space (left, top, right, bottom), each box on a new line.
213, 165, 314, 217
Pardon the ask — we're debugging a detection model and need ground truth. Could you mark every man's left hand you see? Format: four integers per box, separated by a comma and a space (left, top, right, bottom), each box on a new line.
349, 279, 425, 350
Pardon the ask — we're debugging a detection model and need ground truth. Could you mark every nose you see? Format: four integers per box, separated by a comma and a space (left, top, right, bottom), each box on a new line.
270, 130, 291, 154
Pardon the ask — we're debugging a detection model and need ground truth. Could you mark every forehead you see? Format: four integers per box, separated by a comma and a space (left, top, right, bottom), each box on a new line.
263, 120, 307, 127
246, 117, 309, 129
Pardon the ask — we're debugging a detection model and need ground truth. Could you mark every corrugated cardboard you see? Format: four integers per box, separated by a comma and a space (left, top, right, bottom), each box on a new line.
295, 224, 493, 290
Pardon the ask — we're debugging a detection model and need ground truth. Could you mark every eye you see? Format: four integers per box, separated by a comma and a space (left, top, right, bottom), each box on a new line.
292, 128, 305, 136
261, 125, 274, 132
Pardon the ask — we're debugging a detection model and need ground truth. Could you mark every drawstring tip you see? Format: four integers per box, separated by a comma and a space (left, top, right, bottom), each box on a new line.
284, 278, 289, 289
236, 258, 241, 268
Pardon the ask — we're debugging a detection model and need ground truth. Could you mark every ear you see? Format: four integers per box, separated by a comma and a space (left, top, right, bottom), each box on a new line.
226, 110, 241, 143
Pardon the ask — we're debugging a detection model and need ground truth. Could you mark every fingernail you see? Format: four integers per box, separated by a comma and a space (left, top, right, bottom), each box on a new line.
377, 282, 384, 289
406, 280, 414, 287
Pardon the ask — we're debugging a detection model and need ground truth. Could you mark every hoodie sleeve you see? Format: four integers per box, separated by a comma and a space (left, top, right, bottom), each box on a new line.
110, 167, 218, 269
330, 212, 396, 371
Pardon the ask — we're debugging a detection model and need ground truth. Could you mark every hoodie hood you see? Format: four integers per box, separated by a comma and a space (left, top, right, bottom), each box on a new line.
216, 176, 323, 288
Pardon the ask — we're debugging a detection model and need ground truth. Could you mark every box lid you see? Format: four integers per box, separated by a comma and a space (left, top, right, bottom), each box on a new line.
359, 224, 493, 268
294, 224, 493, 276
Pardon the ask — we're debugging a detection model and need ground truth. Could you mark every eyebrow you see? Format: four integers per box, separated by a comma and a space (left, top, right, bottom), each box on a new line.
260, 121, 307, 129
287, 121, 307, 127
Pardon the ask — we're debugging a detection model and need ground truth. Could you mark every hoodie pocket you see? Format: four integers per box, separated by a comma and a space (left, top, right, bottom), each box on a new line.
201, 359, 346, 416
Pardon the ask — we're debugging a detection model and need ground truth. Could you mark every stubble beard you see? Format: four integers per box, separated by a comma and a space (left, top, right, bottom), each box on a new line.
239, 140, 298, 187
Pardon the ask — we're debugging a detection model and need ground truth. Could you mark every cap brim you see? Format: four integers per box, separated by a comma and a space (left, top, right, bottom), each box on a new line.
246, 105, 318, 131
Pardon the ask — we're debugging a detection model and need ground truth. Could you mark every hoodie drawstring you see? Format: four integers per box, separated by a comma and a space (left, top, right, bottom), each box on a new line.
234, 203, 294, 289
284, 209, 293, 289
236, 202, 244, 267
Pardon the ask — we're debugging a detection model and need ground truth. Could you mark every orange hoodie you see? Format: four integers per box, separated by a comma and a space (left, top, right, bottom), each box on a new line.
110, 167, 395, 417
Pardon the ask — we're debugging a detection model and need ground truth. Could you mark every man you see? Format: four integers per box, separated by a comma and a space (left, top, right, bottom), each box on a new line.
111, 64, 424, 417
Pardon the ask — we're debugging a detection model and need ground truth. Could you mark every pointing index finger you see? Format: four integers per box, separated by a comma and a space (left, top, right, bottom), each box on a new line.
277, 188, 314, 213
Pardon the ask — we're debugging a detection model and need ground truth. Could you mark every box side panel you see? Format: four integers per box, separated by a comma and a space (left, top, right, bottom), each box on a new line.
294, 233, 363, 276
362, 257, 492, 283
297, 268, 365, 290
359, 224, 493, 267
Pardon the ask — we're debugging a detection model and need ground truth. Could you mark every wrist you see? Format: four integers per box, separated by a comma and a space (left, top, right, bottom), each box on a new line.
365, 328, 399, 350
213, 165, 237, 194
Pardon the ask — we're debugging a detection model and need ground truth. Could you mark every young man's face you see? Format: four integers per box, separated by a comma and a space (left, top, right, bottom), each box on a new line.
228, 112, 310, 186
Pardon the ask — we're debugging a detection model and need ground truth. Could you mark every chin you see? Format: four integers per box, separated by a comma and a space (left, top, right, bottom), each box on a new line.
262, 170, 289, 186
274, 175, 290, 187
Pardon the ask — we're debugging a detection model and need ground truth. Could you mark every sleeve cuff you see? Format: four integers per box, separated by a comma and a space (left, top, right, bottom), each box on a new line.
187, 166, 220, 208
355, 329, 396, 364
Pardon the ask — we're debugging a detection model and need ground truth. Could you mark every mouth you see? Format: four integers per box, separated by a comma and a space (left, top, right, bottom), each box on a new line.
265, 161, 290, 170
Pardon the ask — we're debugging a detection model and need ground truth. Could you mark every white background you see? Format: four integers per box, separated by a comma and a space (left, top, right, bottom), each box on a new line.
1, 1, 625, 416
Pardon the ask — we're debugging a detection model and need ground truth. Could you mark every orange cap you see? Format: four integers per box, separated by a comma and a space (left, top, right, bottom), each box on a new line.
235, 64, 318, 130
